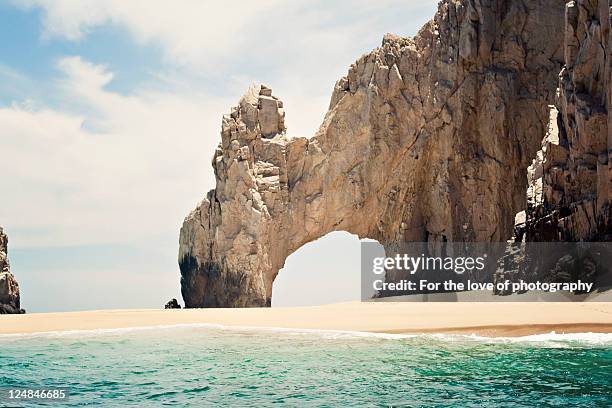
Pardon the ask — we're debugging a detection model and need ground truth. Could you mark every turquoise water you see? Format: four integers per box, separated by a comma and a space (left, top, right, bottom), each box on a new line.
0, 326, 611, 407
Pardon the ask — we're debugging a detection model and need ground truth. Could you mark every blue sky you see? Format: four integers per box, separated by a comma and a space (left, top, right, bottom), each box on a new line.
0, 3, 160, 99
0, 0, 437, 312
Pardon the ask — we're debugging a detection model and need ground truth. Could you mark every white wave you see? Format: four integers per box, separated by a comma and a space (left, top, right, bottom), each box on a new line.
427, 332, 612, 346
220, 325, 418, 340
1, 323, 610, 346
0, 323, 417, 341
0, 323, 226, 340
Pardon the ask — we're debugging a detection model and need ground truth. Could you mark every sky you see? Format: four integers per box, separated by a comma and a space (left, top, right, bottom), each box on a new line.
0, 0, 437, 312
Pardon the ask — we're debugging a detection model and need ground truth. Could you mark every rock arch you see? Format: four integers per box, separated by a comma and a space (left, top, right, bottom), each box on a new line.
179, 0, 565, 307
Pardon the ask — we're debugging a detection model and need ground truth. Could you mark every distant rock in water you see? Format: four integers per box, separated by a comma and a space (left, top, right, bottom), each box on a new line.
179, 0, 566, 307
164, 298, 181, 309
0, 227, 25, 314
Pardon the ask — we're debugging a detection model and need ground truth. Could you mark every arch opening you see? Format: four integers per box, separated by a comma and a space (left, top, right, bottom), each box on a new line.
272, 231, 384, 307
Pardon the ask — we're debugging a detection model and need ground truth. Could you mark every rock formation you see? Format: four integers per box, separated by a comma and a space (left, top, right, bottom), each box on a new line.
164, 298, 182, 309
492, 0, 611, 295
0, 227, 24, 314
520, 0, 611, 242
179, 0, 566, 307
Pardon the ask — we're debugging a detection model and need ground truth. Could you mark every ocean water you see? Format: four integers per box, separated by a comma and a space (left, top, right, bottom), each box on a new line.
0, 326, 611, 407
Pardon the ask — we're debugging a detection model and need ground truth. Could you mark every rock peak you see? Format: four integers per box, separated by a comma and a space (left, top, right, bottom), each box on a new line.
229, 83, 286, 140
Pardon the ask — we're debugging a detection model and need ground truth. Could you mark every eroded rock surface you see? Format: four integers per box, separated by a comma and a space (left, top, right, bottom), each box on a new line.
521, 0, 611, 241
0, 226, 24, 314
179, 0, 565, 307
494, 0, 612, 295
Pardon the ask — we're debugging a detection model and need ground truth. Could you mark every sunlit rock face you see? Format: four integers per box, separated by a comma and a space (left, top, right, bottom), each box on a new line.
179, 0, 565, 307
0, 227, 24, 314
521, 0, 611, 241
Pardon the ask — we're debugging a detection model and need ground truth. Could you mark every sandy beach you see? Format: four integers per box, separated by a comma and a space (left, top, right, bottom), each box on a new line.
1, 302, 612, 337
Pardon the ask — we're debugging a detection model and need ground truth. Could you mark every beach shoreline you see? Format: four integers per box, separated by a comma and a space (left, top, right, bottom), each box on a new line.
1, 302, 611, 337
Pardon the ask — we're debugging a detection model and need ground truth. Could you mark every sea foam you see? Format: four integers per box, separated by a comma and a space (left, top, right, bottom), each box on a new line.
1, 323, 611, 346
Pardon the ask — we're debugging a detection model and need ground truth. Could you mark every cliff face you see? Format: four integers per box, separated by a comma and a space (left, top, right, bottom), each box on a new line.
520, 0, 611, 241
179, 0, 565, 307
0, 227, 24, 314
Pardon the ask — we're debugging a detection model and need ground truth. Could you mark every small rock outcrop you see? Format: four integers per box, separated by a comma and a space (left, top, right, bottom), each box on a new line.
179, 0, 566, 307
0, 227, 24, 314
164, 298, 182, 309
521, 0, 611, 242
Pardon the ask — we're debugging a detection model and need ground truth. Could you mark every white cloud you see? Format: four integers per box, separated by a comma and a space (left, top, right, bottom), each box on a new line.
12, 0, 437, 136
14, 0, 284, 63
0, 57, 230, 247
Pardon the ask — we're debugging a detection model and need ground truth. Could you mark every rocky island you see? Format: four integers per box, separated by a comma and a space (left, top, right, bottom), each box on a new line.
179, 0, 610, 308
0, 227, 24, 314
